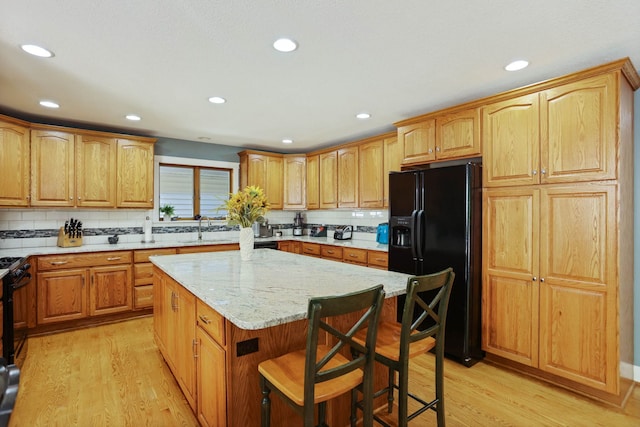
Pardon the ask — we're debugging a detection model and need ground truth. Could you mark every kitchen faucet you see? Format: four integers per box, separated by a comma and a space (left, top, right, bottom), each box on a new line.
197, 216, 211, 240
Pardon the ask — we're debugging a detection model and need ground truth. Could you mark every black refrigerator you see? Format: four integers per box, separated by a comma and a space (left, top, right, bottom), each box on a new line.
388, 162, 483, 366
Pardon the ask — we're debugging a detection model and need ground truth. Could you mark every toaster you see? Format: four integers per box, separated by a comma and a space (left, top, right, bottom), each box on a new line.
333, 225, 353, 240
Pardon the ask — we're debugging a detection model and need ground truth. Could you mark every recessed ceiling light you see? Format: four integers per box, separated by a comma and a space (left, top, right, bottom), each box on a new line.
356, 112, 371, 119
505, 60, 529, 71
39, 100, 59, 108
126, 114, 141, 121
273, 38, 298, 53
282, 139, 293, 144
208, 96, 226, 104
21, 44, 54, 58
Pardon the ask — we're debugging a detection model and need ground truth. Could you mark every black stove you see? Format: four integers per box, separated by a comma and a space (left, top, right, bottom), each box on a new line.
2, 256, 31, 366
0, 257, 24, 270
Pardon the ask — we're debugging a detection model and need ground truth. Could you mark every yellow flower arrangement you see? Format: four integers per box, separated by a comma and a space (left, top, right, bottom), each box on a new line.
221, 185, 270, 228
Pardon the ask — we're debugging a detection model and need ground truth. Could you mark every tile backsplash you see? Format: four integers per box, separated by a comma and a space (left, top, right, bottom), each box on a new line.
0, 208, 389, 249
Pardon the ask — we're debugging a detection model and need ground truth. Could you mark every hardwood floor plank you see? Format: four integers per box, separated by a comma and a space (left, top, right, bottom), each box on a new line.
8, 316, 640, 426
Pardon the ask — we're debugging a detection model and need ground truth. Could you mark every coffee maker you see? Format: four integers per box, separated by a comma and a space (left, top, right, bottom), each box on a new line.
293, 212, 303, 236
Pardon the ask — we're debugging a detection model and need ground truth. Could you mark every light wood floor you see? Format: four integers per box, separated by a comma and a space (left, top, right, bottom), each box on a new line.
8, 317, 640, 426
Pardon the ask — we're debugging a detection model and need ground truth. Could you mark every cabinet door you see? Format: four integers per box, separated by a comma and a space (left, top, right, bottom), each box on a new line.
382, 135, 401, 208
153, 269, 171, 362
435, 107, 480, 160
283, 155, 306, 210
30, 129, 76, 207
482, 187, 539, 367
540, 73, 617, 184
538, 184, 617, 392
175, 286, 197, 410
306, 154, 320, 209
89, 265, 132, 316
37, 269, 88, 324
482, 93, 540, 187
398, 119, 435, 166
197, 327, 227, 427
76, 135, 117, 207
0, 120, 30, 206
116, 139, 154, 208
359, 139, 384, 208
266, 156, 283, 209
319, 151, 338, 209
337, 146, 358, 208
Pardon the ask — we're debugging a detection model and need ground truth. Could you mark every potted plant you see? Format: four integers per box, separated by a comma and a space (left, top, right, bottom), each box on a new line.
160, 204, 175, 221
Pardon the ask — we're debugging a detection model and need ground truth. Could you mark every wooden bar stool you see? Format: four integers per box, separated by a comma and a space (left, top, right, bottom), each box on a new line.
258, 285, 386, 427
352, 268, 455, 427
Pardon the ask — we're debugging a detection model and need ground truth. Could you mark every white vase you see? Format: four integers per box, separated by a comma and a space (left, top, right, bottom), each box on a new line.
239, 227, 255, 261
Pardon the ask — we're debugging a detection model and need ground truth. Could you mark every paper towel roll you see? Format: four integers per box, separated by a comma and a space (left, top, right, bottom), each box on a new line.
144, 216, 153, 242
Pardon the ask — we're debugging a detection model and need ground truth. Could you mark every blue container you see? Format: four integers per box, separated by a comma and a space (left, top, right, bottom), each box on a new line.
376, 223, 389, 244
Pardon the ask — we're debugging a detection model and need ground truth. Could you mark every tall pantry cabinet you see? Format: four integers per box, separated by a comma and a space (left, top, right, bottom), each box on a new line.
481, 59, 638, 405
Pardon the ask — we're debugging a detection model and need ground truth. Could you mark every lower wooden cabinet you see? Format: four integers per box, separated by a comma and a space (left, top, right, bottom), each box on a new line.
37, 269, 87, 324
196, 301, 227, 427
36, 251, 133, 325
133, 248, 177, 309
154, 268, 196, 410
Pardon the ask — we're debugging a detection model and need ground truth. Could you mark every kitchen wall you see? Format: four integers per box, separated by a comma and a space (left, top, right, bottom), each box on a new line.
0, 207, 388, 249
634, 89, 639, 371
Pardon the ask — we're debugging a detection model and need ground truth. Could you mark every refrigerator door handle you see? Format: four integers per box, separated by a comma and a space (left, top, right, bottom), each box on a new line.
416, 209, 425, 261
411, 210, 418, 260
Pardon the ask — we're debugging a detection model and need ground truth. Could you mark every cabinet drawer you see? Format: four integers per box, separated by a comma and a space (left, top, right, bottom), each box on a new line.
321, 246, 343, 260
367, 251, 388, 269
301, 242, 321, 256
134, 263, 154, 286
197, 299, 226, 346
38, 251, 132, 271
343, 247, 367, 264
177, 243, 239, 254
134, 248, 177, 263
134, 284, 153, 309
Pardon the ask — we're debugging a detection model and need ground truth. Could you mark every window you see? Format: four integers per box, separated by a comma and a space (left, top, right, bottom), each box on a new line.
154, 156, 239, 221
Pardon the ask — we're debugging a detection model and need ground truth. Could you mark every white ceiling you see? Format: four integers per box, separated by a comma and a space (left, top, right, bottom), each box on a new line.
1, 1, 639, 153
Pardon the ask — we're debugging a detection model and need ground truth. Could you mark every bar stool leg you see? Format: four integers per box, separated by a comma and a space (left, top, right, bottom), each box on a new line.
387, 367, 394, 413
260, 376, 271, 427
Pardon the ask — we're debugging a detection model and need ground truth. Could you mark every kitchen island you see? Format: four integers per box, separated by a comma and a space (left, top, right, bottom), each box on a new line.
151, 249, 410, 427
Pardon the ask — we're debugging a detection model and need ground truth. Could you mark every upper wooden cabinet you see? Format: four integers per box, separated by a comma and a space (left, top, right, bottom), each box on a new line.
337, 146, 358, 208
238, 150, 283, 209
359, 138, 384, 208
382, 134, 401, 208
306, 154, 320, 210
319, 150, 338, 209
435, 107, 481, 160
283, 155, 306, 210
483, 73, 618, 187
397, 119, 436, 166
396, 107, 480, 167
116, 139, 155, 208
0, 116, 30, 206
76, 135, 117, 207
30, 129, 76, 207
2, 118, 155, 208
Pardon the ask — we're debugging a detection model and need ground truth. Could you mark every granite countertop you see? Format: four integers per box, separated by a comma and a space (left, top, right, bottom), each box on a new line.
0, 235, 388, 259
150, 250, 408, 330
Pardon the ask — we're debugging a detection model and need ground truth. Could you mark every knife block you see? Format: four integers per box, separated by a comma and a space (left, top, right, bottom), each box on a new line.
57, 227, 83, 248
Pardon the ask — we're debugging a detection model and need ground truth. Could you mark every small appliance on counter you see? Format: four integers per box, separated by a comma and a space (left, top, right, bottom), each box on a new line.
333, 225, 353, 240
293, 212, 303, 236
376, 223, 389, 244
309, 225, 327, 237
259, 219, 273, 237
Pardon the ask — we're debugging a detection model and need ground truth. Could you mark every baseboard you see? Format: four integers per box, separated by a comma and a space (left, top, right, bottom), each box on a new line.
634, 363, 640, 382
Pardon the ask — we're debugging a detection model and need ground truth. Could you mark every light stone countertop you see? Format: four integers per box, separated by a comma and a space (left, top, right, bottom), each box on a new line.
0, 235, 388, 259
150, 249, 409, 330
0, 269, 7, 280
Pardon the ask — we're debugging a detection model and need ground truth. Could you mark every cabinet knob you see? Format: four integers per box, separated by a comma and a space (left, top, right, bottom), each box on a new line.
541, 168, 547, 175
436, 147, 440, 152
540, 278, 545, 283
69, 197, 73, 200
532, 170, 537, 175
532, 276, 537, 281
428, 148, 433, 153
78, 197, 81, 200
